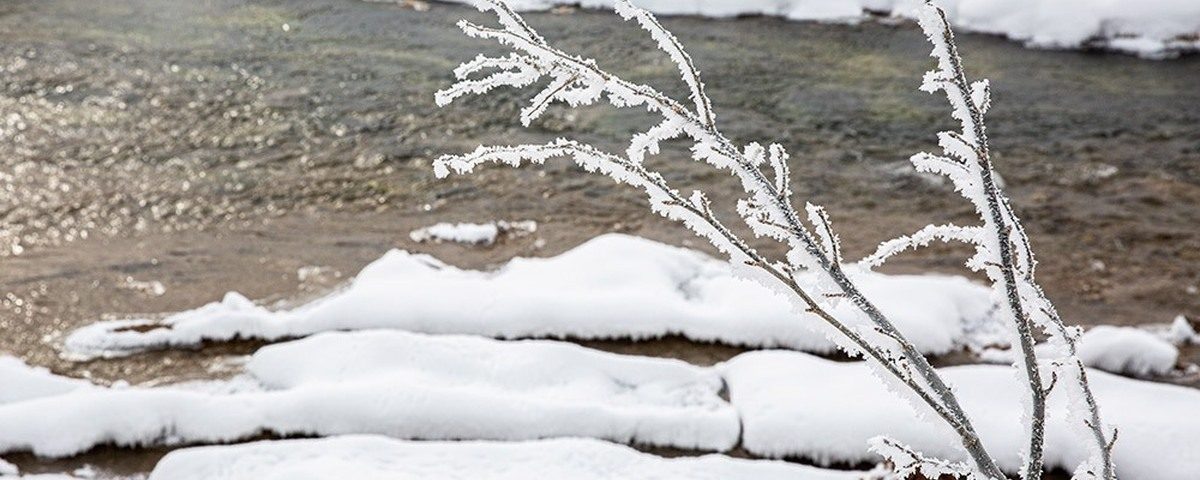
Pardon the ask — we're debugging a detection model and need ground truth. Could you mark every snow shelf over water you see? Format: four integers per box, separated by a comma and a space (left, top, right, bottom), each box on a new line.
447, 0, 1200, 58
63, 234, 1000, 360
3, 331, 737, 457
722, 350, 1200, 480
148, 436, 864, 480
6, 331, 1200, 479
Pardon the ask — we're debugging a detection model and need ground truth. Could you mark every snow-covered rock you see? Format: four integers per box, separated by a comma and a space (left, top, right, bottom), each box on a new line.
2, 331, 738, 457
721, 350, 1200, 480
148, 436, 863, 480
1076, 325, 1179, 376
452, 0, 1200, 58
63, 234, 998, 359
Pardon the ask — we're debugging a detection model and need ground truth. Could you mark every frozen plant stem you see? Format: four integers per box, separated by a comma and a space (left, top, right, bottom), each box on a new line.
862, 2, 1116, 479
433, 0, 1013, 477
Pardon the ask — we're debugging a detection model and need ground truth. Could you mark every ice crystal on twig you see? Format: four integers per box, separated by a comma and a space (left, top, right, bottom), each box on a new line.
863, 2, 1117, 479
429, 1, 1121, 478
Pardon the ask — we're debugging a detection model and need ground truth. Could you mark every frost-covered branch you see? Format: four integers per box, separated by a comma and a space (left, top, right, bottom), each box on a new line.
859, 223, 981, 270
869, 436, 976, 480
874, 2, 1117, 479
433, 1, 1011, 478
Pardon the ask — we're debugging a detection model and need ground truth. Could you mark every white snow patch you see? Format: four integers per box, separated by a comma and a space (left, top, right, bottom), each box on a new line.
63, 234, 998, 359
0, 357, 90, 404
720, 350, 1200, 479
1165, 315, 1199, 345
979, 325, 1180, 377
1076, 325, 1179, 376
448, 0, 1200, 58
0, 458, 16, 476
149, 436, 863, 480
3, 331, 738, 457
408, 220, 537, 245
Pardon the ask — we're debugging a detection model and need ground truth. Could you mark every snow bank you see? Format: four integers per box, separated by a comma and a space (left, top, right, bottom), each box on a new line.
149, 436, 862, 480
452, 0, 1200, 58
721, 350, 1200, 479
63, 234, 997, 359
2, 331, 737, 457
0, 357, 89, 404
1076, 326, 1179, 376
408, 220, 537, 246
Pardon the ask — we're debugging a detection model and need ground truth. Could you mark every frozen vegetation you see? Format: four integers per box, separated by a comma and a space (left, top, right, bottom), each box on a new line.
63, 234, 999, 359
445, 0, 1200, 58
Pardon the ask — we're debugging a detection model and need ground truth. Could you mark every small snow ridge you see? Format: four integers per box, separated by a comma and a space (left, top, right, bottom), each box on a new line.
62, 234, 1000, 359
1165, 315, 1199, 345
409, 220, 537, 246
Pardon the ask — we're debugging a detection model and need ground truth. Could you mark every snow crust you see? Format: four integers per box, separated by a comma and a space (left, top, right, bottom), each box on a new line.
149, 436, 862, 480
455, 0, 1200, 58
63, 234, 997, 359
2, 331, 737, 457
721, 350, 1200, 479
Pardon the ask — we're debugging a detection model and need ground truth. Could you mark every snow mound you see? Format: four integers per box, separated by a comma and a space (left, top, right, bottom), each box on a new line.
979, 325, 1180, 377
149, 436, 862, 480
455, 0, 1200, 58
721, 350, 1200, 480
2, 331, 738, 457
63, 234, 997, 359
1164, 315, 1199, 345
409, 220, 537, 246
1076, 326, 1179, 376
